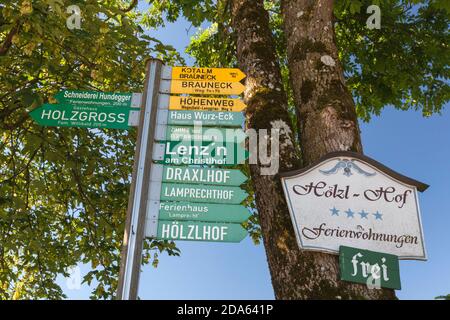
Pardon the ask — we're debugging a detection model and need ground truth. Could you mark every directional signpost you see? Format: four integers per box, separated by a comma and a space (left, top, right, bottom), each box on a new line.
160, 183, 249, 204
158, 201, 250, 223
164, 80, 246, 96
117, 59, 162, 300
157, 220, 247, 242
161, 166, 248, 186
168, 96, 246, 112
154, 140, 249, 166
29, 60, 251, 299
156, 126, 247, 143
144, 64, 250, 255
30, 103, 137, 129
30, 90, 141, 129
165, 110, 244, 127
170, 66, 246, 82
54, 90, 142, 108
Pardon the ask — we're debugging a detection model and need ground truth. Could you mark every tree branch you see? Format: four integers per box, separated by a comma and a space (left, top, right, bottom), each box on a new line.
0, 21, 21, 56
121, 0, 138, 13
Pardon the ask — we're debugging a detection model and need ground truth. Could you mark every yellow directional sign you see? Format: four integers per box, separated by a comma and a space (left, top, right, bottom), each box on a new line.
170, 80, 246, 96
169, 96, 246, 112
171, 67, 246, 82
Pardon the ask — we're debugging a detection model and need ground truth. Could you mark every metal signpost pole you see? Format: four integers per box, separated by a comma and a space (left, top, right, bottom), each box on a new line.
117, 58, 163, 300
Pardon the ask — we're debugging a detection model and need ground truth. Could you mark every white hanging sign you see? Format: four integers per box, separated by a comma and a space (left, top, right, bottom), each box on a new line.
280, 152, 428, 260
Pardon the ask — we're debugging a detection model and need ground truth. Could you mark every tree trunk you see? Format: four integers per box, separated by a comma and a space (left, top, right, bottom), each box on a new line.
230, 0, 305, 298
280, 0, 396, 299
231, 0, 396, 299
281, 0, 363, 164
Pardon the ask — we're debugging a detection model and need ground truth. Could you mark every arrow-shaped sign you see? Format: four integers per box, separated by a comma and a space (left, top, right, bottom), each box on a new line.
165, 110, 244, 127
160, 183, 249, 204
153, 141, 249, 166
29, 104, 137, 129
169, 66, 246, 82
158, 201, 251, 223
161, 166, 248, 186
163, 80, 245, 96
54, 90, 141, 108
157, 220, 248, 242
156, 126, 247, 143
126, 110, 245, 128
168, 96, 246, 112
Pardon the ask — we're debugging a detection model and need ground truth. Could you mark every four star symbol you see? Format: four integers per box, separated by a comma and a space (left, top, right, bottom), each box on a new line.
329, 208, 383, 221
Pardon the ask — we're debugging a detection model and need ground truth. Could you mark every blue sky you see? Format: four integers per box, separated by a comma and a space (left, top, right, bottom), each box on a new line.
59, 17, 450, 300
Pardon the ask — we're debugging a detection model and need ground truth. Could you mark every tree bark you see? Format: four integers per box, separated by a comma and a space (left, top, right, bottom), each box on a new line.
230, 0, 307, 299
280, 0, 396, 299
281, 0, 363, 164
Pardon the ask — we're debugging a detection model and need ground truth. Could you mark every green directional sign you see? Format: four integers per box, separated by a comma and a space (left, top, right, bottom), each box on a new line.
162, 166, 248, 186
162, 125, 246, 143
30, 104, 135, 129
157, 220, 247, 242
160, 141, 249, 166
160, 183, 248, 204
55, 90, 139, 108
339, 246, 401, 290
167, 110, 244, 127
158, 201, 251, 223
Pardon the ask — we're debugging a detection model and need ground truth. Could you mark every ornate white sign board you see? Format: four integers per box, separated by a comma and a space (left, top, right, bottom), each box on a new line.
280, 152, 428, 260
